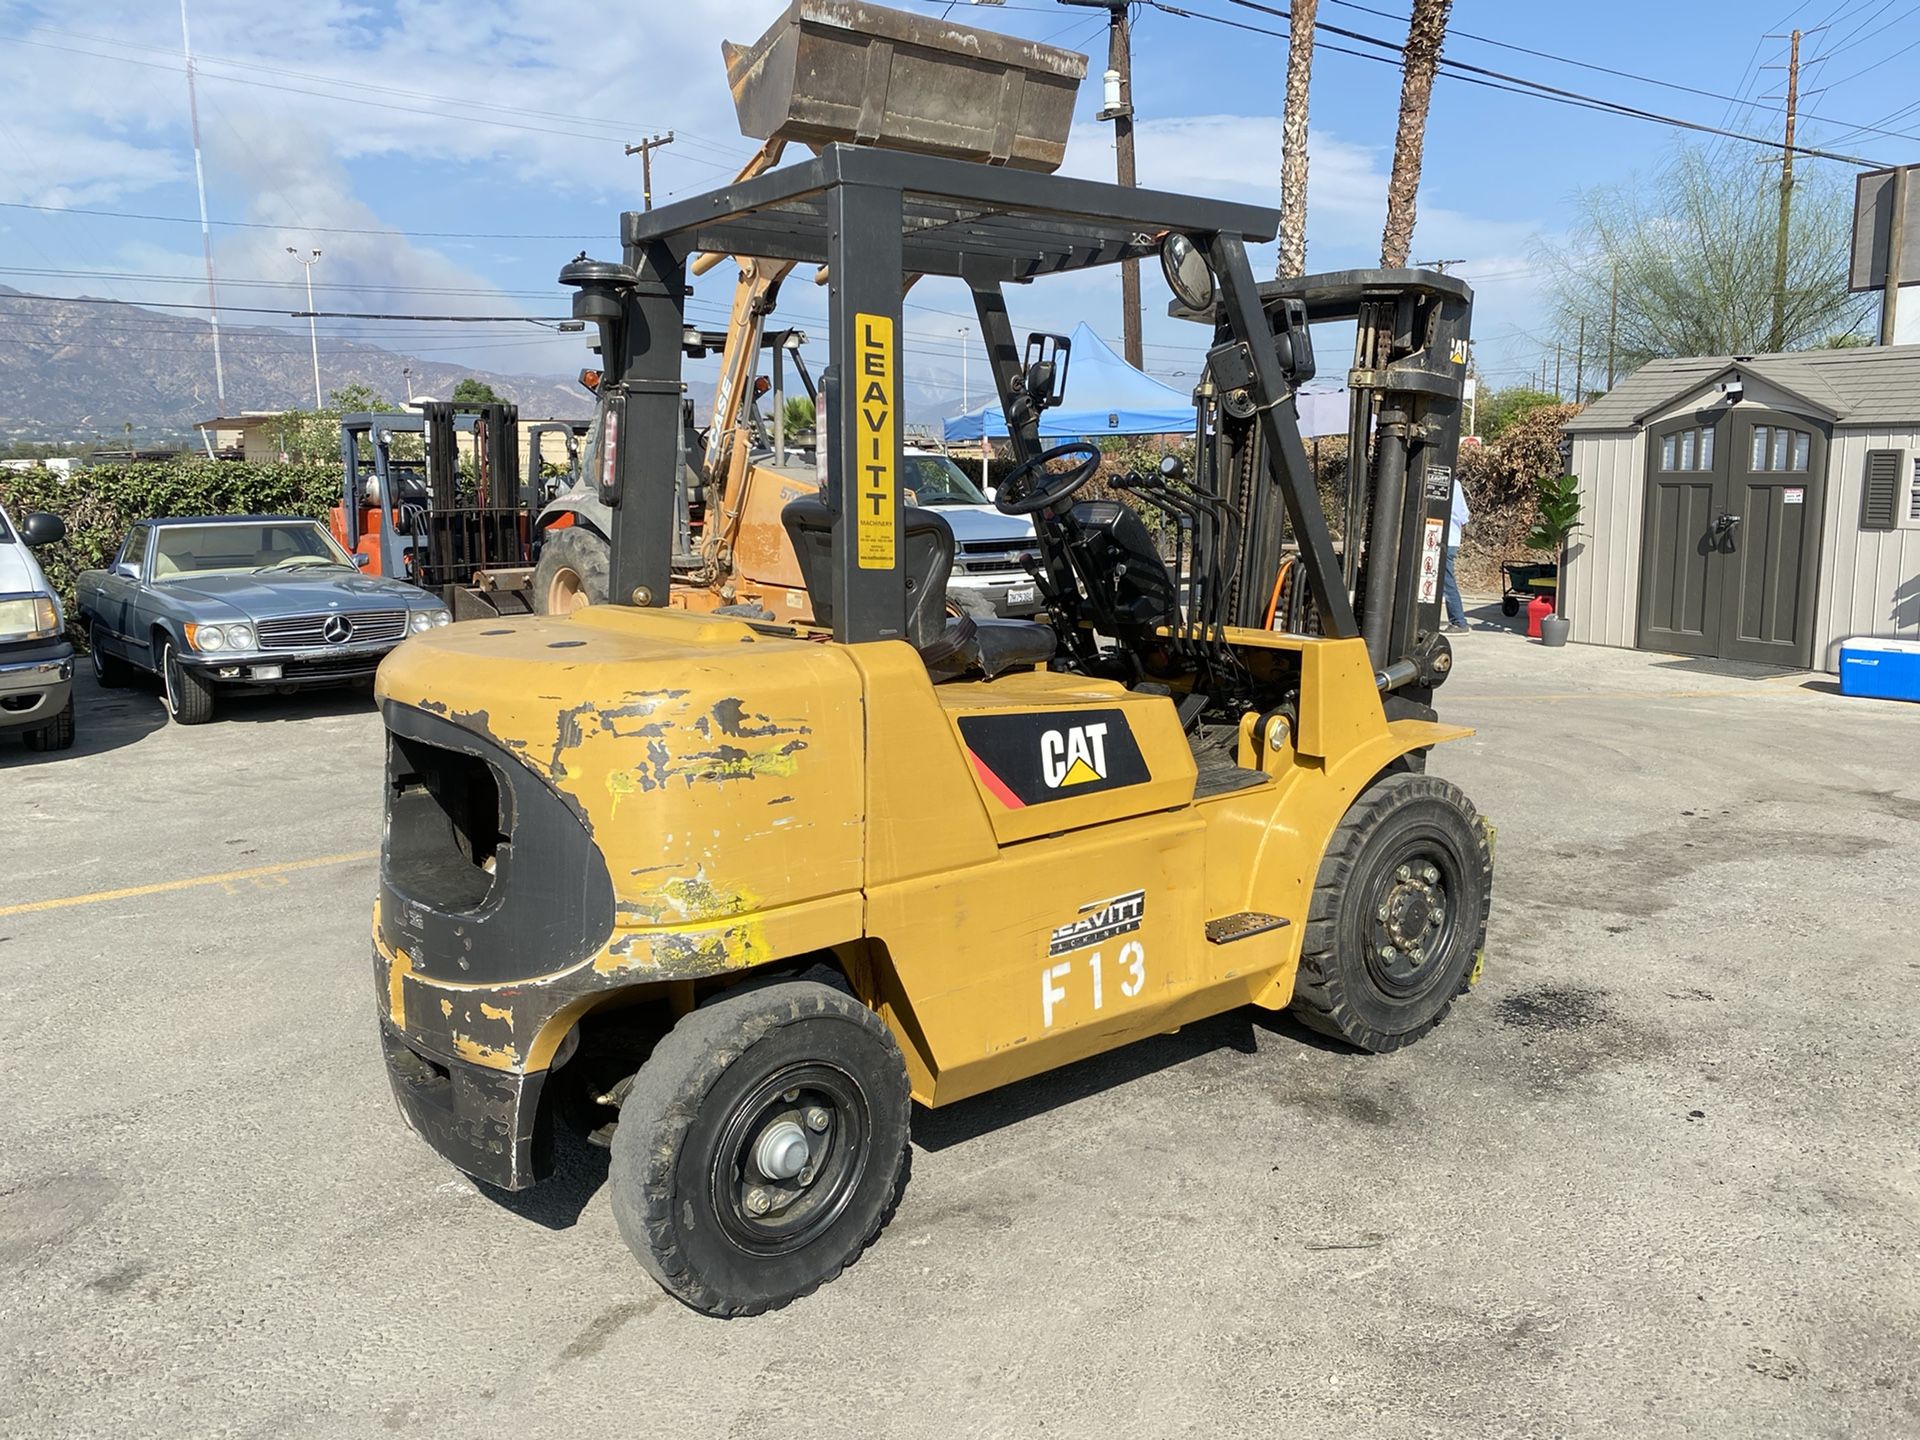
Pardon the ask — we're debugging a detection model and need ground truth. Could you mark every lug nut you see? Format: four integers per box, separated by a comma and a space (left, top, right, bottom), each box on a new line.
1396, 865, 1412, 882
1379, 945, 1396, 960
805, 1106, 831, 1131
782, 1089, 800, 1103
799, 1165, 816, 1186
1423, 864, 1439, 883
1376, 904, 1389, 921
745, 1188, 772, 1215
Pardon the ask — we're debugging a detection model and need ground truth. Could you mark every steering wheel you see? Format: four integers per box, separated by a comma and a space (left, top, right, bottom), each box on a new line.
993, 441, 1103, 516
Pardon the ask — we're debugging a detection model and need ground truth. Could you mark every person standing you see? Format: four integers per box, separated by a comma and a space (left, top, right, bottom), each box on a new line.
1442, 475, 1470, 633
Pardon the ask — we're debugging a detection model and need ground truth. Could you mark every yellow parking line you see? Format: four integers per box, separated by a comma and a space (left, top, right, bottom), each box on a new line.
0, 850, 378, 918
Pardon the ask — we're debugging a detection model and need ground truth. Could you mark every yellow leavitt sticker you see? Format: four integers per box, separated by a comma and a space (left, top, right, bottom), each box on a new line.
854, 312, 896, 570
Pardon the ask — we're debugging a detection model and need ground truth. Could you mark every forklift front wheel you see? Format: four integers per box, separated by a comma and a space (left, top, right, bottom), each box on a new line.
1289, 773, 1492, 1052
608, 980, 912, 1318
533, 525, 611, 615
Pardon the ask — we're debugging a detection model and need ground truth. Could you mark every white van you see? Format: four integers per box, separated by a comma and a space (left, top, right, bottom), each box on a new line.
0, 503, 75, 750
901, 449, 1043, 618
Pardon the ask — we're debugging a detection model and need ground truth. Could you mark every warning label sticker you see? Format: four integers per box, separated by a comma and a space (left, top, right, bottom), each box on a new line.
1784, 487, 1805, 505
855, 312, 897, 570
1418, 516, 1446, 604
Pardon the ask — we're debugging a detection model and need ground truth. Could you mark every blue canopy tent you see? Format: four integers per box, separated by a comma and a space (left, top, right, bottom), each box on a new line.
942, 322, 1354, 442
942, 322, 1192, 442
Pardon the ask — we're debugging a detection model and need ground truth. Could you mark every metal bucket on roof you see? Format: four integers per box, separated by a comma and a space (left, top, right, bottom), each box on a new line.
723, 0, 1088, 174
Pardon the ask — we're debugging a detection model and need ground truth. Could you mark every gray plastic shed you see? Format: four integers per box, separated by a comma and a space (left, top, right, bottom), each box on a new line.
1562, 346, 1920, 672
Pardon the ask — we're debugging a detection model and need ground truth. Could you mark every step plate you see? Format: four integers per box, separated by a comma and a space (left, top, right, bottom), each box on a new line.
1205, 911, 1291, 945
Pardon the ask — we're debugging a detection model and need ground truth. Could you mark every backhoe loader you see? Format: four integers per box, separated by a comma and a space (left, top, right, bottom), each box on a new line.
370, 1, 1490, 1318
528, 1, 1055, 624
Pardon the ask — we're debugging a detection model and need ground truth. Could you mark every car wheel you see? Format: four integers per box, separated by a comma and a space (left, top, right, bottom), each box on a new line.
534, 526, 610, 615
160, 639, 217, 725
89, 633, 136, 688
23, 695, 75, 752
608, 980, 912, 1317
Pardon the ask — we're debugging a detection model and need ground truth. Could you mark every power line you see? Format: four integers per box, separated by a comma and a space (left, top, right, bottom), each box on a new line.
0, 293, 566, 323
1147, 0, 1889, 164
0, 198, 600, 243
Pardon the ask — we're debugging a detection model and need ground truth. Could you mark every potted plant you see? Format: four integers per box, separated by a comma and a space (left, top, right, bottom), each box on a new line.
1526, 473, 1581, 647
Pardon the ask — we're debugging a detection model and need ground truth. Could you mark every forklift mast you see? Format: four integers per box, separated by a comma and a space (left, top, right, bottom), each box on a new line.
1196, 270, 1471, 700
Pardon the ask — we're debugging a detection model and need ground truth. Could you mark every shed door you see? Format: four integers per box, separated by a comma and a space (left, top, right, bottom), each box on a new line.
1635, 409, 1825, 668
1637, 414, 1726, 658
1716, 411, 1825, 667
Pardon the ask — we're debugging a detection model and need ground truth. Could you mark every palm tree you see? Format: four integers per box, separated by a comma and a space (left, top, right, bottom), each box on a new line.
1379, 0, 1452, 269
1277, 0, 1318, 280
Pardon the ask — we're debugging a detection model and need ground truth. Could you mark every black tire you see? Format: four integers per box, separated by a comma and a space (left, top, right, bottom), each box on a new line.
534, 525, 610, 615
609, 980, 911, 1318
23, 695, 74, 751
89, 634, 136, 688
160, 638, 216, 725
1501, 597, 1520, 617
1288, 773, 1492, 1052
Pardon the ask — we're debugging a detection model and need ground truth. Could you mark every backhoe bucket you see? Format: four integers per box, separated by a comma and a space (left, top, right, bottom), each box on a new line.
724, 0, 1087, 173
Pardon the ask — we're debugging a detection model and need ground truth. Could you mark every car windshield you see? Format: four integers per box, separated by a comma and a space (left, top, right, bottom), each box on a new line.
152, 522, 355, 578
903, 454, 989, 507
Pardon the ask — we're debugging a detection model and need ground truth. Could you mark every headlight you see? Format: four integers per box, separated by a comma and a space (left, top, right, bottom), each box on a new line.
225, 623, 257, 651
410, 608, 451, 632
432, 608, 451, 627
187, 623, 227, 651
0, 595, 61, 642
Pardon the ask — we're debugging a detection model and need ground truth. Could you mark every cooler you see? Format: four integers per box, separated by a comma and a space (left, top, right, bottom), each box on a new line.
1838, 637, 1920, 702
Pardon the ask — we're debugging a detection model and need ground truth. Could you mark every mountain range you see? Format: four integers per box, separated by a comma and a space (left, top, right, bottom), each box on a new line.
0, 287, 593, 441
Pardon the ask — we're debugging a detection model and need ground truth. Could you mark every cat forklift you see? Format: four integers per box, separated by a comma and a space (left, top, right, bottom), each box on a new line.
332, 400, 538, 618
369, 1, 1489, 1318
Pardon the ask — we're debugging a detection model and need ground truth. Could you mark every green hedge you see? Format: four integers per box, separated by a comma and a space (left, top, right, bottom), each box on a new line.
0, 460, 340, 639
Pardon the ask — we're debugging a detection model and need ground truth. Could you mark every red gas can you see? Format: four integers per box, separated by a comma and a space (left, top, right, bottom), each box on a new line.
1527, 592, 1554, 639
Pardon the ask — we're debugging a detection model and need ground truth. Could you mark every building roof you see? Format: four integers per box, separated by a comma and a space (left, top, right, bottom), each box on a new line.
1564, 345, 1920, 432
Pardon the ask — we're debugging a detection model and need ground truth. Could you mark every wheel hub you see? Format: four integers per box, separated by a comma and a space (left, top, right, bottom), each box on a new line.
1369, 859, 1452, 985
753, 1120, 811, 1181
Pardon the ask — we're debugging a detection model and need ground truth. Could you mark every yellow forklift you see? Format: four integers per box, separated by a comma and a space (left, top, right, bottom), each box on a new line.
370, 3, 1489, 1317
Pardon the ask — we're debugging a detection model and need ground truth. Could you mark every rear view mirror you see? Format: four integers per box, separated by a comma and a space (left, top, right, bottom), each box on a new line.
1160, 232, 1215, 313
20, 511, 64, 548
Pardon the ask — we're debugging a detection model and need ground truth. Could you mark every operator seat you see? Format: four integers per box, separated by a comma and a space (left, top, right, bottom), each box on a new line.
780, 497, 1056, 680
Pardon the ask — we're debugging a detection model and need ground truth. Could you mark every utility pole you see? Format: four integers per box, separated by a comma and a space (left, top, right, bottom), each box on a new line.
1769, 29, 1800, 353
1607, 266, 1618, 389
1553, 342, 1562, 401
287, 247, 322, 409
180, 0, 225, 412
1574, 315, 1585, 403
1063, 0, 1142, 367
1881, 166, 1908, 345
625, 131, 675, 211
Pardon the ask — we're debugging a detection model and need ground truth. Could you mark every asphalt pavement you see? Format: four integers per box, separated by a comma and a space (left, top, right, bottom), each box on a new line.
2, 608, 1916, 1439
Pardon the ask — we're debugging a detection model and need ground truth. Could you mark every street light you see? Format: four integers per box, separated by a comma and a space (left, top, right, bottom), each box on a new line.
287, 247, 322, 409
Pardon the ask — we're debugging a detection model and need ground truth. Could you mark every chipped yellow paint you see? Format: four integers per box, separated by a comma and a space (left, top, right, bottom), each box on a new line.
606, 769, 636, 816
439, 999, 453, 1018
451, 1033, 521, 1067
479, 1002, 514, 1026
386, 944, 414, 1029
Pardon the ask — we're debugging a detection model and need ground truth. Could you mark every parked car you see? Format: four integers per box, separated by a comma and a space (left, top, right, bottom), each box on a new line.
901, 449, 1043, 618
0, 503, 75, 751
75, 516, 453, 725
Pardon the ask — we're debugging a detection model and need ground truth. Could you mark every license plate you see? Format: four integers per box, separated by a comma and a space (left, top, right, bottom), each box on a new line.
1006, 586, 1037, 607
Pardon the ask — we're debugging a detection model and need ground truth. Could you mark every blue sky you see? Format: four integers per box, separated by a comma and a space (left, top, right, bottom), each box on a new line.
1, 0, 1914, 425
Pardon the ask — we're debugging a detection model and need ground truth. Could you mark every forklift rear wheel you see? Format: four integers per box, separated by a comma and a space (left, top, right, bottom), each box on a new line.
534, 526, 610, 615
1289, 773, 1491, 1052
609, 980, 911, 1317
